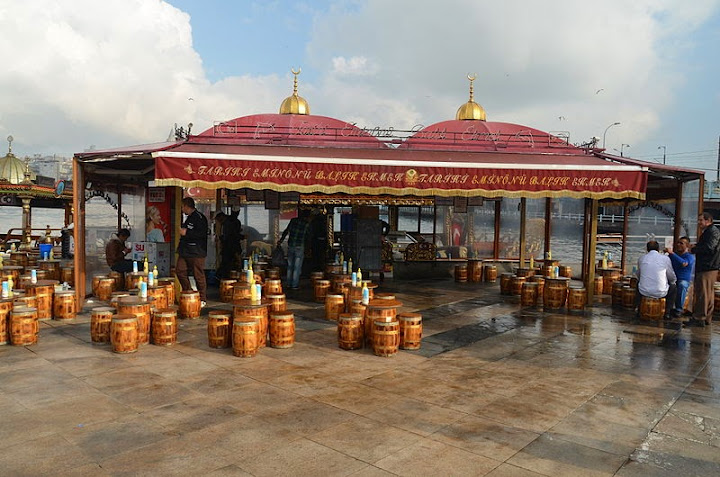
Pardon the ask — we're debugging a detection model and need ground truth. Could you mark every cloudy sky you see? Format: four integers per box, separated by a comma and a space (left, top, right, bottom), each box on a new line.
1, 0, 719, 174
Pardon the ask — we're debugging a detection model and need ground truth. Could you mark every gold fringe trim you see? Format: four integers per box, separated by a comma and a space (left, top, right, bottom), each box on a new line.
153, 178, 645, 200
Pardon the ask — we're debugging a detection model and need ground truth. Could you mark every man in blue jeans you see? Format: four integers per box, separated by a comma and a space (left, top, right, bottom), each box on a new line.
666, 236, 695, 317
278, 212, 312, 289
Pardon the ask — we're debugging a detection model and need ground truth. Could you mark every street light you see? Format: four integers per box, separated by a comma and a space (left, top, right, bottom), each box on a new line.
658, 145, 666, 164
620, 144, 630, 157
602, 122, 620, 149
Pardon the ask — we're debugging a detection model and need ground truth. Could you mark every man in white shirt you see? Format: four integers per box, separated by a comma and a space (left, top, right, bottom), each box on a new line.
636, 240, 677, 319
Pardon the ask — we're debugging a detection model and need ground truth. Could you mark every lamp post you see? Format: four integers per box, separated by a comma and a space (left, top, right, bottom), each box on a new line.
602, 122, 620, 149
620, 144, 630, 157
658, 145, 666, 164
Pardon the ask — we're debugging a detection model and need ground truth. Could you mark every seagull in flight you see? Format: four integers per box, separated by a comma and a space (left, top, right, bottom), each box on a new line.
558, 116, 567, 121
595, 88, 604, 94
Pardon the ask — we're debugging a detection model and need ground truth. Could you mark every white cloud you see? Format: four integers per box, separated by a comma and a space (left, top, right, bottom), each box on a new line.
0, 0, 718, 159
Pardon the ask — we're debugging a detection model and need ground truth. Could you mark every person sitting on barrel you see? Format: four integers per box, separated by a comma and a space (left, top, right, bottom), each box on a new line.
105, 228, 133, 273
635, 240, 677, 319
665, 236, 695, 317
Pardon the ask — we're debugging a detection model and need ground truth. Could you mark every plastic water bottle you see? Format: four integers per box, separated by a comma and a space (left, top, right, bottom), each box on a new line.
357, 268, 362, 283
31, 269, 37, 284
243, 259, 248, 271
132, 261, 138, 273
361, 283, 369, 305
1, 281, 8, 298
342, 261, 348, 274
255, 284, 262, 302
140, 280, 148, 299
148, 271, 154, 287
351, 272, 357, 287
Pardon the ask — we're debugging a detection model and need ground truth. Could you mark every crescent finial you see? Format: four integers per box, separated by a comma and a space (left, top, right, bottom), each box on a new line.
291, 67, 302, 76
467, 73, 477, 82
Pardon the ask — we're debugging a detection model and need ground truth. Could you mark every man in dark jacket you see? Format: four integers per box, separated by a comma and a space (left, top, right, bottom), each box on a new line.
177, 197, 209, 307
687, 212, 720, 327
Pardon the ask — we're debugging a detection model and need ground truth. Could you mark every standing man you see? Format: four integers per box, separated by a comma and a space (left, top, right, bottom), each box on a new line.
177, 197, 209, 307
688, 212, 720, 327
105, 228, 133, 273
636, 240, 677, 319
277, 211, 312, 290
666, 236, 695, 317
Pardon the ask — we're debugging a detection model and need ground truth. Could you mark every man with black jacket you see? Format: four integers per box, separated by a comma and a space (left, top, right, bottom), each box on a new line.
177, 197, 209, 307
687, 212, 720, 327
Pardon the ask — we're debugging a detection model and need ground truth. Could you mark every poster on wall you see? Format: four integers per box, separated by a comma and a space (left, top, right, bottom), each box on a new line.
146, 187, 170, 242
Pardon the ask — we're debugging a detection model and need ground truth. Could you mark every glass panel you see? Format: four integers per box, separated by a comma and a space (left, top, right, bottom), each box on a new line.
470, 202, 495, 258
434, 205, 449, 247
525, 198, 545, 261
681, 179, 700, 242
397, 206, 419, 233
379, 205, 389, 226
419, 206, 434, 234
549, 198, 584, 270
84, 187, 123, 296
499, 198, 520, 257
625, 200, 676, 273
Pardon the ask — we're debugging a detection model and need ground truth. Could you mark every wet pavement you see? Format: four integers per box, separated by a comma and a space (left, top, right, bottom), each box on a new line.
2, 276, 720, 476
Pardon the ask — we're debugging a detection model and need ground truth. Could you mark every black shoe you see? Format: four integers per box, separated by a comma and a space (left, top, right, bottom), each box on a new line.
682, 310, 693, 317
685, 319, 706, 328
670, 310, 682, 318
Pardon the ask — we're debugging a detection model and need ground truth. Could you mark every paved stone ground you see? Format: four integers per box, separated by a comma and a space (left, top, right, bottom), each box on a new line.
2, 277, 720, 476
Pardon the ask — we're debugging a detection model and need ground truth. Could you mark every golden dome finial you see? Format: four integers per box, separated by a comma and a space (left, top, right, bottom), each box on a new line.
456, 73, 486, 121
280, 67, 310, 115
7, 135, 13, 155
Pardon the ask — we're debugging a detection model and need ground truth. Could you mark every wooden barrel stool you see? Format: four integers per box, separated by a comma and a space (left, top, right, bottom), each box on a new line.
218, 279, 236, 303
366, 299, 401, 346
602, 270, 621, 297
111, 314, 138, 353
375, 293, 396, 301
454, 264, 468, 283
0, 298, 13, 345
484, 264, 498, 283
13, 295, 38, 311
232, 283, 252, 302
332, 275, 352, 294
266, 293, 286, 313
325, 294, 344, 321
520, 282, 539, 307
125, 272, 147, 292
110, 292, 131, 309
108, 271, 123, 291
269, 311, 295, 349
91, 307, 114, 344
315, 279, 331, 303
92, 274, 108, 297
468, 260, 483, 282
544, 278, 569, 310
530, 276, 545, 299
510, 276, 527, 296
10, 306, 38, 346
398, 312, 422, 350
207, 310, 232, 349
179, 291, 201, 319
611, 281, 625, 307
622, 286, 636, 309
567, 287, 586, 313
337, 313, 364, 350
151, 308, 177, 346
594, 276, 604, 295
232, 300, 269, 348
26, 281, 55, 320
158, 278, 176, 305
263, 279, 283, 295
232, 319, 260, 358
266, 268, 281, 280
310, 271, 324, 287
96, 277, 115, 302
373, 320, 400, 357
500, 273, 514, 295
117, 297, 151, 345
53, 290, 76, 320
640, 296, 666, 320
147, 285, 168, 311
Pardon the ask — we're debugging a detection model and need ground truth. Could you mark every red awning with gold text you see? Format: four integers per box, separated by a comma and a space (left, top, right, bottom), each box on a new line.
152, 145, 647, 199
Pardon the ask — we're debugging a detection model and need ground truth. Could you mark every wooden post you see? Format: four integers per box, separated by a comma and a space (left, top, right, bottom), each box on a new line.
544, 198, 552, 259
621, 200, 629, 275
586, 199, 599, 304
519, 198, 527, 267
493, 200, 501, 259
674, 181, 684, 242
72, 157, 86, 309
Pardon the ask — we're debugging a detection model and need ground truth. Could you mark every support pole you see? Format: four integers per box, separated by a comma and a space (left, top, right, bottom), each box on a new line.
674, 181, 684, 242
621, 200, 629, 275
72, 157, 86, 308
493, 200, 501, 259
519, 198, 527, 267
586, 199, 599, 305
544, 198, 552, 259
